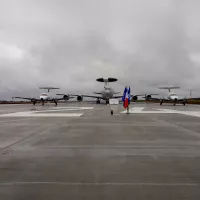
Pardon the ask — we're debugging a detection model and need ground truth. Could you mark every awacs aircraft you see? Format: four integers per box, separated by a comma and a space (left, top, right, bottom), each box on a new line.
57, 77, 158, 104
12, 87, 73, 105
58, 78, 120, 104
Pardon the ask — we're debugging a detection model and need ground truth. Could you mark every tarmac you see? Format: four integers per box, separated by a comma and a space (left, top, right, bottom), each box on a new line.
0, 102, 200, 200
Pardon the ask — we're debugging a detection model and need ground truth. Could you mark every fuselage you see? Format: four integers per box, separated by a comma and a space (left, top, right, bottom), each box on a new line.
40, 93, 49, 101
101, 87, 114, 100
168, 93, 179, 101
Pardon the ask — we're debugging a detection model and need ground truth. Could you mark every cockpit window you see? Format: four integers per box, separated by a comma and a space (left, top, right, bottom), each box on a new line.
41, 93, 48, 96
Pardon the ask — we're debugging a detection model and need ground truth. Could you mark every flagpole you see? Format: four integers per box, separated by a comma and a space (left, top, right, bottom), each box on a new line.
127, 85, 130, 114
127, 105, 129, 114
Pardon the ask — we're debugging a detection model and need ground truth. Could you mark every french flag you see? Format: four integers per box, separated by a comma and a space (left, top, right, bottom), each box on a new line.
122, 86, 131, 108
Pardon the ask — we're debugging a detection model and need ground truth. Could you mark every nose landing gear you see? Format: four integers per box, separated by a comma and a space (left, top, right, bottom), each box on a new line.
41, 98, 44, 105
174, 98, 178, 106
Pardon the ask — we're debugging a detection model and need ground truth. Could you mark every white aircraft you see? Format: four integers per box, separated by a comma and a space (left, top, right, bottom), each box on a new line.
147, 86, 189, 106
157, 87, 186, 105
12, 87, 73, 105
57, 77, 159, 104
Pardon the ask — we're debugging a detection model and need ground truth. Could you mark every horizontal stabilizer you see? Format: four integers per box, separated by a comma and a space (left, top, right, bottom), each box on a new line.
159, 87, 180, 89
39, 87, 60, 92
96, 78, 118, 82
39, 87, 60, 90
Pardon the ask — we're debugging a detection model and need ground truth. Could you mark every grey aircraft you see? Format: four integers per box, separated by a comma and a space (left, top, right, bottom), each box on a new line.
57, 78, 158, 104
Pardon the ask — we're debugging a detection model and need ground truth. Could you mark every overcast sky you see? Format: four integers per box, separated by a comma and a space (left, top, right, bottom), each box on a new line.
1, 0, 200, 99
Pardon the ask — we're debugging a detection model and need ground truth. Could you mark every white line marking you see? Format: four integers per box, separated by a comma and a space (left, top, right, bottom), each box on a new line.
0, 182, 198, 186
0, 111, 83, 117
0, 118, 37, 123
0, 106, 94, 117
35, 109, 86, 113
50, 107, 94, 110
158, 109, 183, 113
121, 107, 145, 113
120, 107, 200, 118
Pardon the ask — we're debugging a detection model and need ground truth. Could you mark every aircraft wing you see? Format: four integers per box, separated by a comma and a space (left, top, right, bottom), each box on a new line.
186, 97, 200, 100
12, 97, 40, 101
69, 94, 104, 99
93, 92, 101, 95
55, 96, 74, 101
112, 94, 152, 99
112, 95, 123, 98
144, 97, 161, 101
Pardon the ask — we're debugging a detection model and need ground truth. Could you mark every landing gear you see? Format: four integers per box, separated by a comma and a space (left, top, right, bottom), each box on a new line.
54, 100, 58, 106
33, 101, 36, 105
96, 99, 100, 104
160, 100, 163, 105
106, 100, 109, 105
183, 101, 186, 106
174, 99, 177, 106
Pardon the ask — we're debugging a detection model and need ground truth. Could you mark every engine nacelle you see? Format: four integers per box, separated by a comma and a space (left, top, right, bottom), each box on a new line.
63, 95, 69, 101
132, 96, 138, 101
77, 95, 83, 102
146, 95, 151, 100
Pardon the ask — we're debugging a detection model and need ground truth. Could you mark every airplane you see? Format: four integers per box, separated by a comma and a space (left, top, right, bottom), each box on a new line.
12, 87, 73, 106
57, 77, 158, 104
159, 87, 188, 105
57, 78, 121, 104
147, 87, 187, 106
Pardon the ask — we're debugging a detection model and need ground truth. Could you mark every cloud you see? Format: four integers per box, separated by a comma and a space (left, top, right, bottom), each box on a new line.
0, 0, 200, 99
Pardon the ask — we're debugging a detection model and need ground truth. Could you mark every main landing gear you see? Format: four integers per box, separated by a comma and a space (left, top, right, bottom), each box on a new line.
54, 100, 58, 106
106, 100, 109, 105
160, 99, 163, 105
96, 99, 100, 104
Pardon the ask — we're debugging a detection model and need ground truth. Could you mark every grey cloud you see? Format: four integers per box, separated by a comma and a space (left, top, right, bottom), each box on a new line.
1, 0, 200, 99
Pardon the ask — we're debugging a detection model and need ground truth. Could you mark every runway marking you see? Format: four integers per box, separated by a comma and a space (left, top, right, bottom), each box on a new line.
0, 107, 94, 117
121, 107, 200, 118
0, 181, 198, 186
121, 107, 145, 113
0, 112, 83, 117
50, 107, 94, 110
